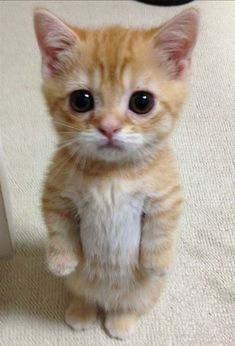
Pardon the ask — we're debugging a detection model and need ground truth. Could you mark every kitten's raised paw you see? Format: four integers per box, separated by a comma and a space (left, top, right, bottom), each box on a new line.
47, 250, 78, 277
65, 297, 97, 331
105, 312, 138, 340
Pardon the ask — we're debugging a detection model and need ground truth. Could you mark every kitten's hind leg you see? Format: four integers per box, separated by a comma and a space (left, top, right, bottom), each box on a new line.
105, 311, 138, 340
65, 295, 97, 331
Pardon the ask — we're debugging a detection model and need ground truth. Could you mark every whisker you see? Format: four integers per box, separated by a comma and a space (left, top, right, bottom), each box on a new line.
68, 151, 81, 181
57, 131, 76, 135
52, 146, 78, 179
57, 138, 78, 150
54, 120, 79, 131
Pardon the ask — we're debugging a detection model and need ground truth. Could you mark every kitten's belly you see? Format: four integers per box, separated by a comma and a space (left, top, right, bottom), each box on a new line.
78, 191, 143, 286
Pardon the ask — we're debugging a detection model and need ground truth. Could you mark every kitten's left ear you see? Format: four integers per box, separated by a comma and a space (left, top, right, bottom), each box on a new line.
153, 8, 200, 79
34, 8, 78, 79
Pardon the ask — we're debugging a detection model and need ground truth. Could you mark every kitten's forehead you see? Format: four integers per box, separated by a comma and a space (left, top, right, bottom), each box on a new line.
66, 27, 157, 96
66, 67, 156, 94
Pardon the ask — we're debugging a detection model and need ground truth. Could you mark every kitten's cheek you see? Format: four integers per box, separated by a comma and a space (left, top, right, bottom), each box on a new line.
157, 114, 173, 135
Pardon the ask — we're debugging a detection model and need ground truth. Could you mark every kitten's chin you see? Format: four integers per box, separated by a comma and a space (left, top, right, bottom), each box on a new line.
70, 136, 165, 164
77, 142, 164, 164
75, 144, 136, 163
93, 146, 130, 163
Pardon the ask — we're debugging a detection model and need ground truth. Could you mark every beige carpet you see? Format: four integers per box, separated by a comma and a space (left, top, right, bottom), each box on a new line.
0, 1, 234, 345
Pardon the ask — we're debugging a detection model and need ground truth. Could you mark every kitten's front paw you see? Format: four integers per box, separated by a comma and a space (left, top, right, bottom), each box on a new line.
46, 249, 78, 277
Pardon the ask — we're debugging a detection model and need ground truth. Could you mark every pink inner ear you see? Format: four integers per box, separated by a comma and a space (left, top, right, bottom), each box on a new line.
176, 59, 189, 79
43, 46, 70, 78
170, 42, 193, 78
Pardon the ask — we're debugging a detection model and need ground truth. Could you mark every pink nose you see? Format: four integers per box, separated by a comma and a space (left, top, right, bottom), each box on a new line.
98, 121, 121, 140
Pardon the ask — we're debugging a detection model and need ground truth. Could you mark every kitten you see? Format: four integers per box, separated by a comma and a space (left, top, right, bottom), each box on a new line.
34, 8, 199, 339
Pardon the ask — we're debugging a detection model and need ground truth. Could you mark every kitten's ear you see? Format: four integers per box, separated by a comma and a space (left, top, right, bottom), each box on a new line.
34, 9, 78, 79
153, 8, 199, 79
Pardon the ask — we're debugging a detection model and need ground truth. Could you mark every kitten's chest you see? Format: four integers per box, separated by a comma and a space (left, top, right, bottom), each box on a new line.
67, 180, 144, 270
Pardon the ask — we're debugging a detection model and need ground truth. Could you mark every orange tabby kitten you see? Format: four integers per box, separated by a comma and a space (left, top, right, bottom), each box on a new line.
34, 8, 199, 339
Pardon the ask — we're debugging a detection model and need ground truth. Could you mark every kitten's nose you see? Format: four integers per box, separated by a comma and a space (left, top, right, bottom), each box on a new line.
98, 119, 121, 140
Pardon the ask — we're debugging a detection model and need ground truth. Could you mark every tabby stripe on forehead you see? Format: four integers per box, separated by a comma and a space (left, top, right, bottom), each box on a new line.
119, 56, 132, 88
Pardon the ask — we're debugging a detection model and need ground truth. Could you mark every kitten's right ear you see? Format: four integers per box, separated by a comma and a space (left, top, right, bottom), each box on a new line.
34, 9, 78, 79
152, 8, 200, 80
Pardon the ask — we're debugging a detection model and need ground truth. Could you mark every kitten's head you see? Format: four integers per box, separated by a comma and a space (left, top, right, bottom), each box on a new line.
34, 8, 199, 164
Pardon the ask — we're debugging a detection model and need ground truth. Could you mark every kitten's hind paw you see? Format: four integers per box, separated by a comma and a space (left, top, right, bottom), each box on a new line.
65, 297, 97, 331
105, 312, 138, 340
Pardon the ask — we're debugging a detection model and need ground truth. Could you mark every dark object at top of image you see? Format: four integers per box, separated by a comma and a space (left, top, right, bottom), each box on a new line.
137, 0, 194, 6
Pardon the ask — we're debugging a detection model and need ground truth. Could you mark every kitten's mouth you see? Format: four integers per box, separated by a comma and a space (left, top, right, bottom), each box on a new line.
99, 142, 123, 150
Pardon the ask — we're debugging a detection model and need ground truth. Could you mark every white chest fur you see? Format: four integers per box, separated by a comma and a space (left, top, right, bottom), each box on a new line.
66, 179, 144, 282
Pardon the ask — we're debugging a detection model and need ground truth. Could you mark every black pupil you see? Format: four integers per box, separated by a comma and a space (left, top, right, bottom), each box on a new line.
129, 91, 154, 114
70, 90, 94, 113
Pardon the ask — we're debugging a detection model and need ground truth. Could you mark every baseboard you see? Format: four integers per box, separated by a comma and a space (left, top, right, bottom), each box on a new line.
0, 139, 14, 258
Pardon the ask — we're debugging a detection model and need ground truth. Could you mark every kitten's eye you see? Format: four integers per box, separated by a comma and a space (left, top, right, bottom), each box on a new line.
70, 90, 94, 113
129, 91, 154, 115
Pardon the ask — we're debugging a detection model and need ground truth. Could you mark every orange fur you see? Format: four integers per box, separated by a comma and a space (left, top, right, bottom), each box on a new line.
34, 8, 199, 339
